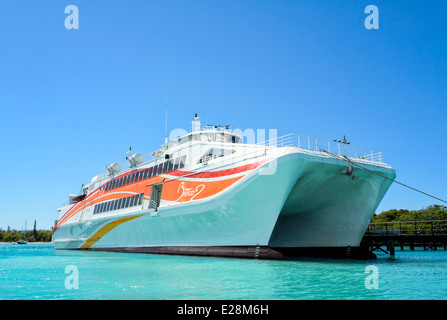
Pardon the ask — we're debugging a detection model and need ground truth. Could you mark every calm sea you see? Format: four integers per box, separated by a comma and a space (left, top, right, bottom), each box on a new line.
0, 243, 446, 300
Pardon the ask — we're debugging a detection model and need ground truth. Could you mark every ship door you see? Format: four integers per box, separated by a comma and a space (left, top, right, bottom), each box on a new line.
149, 183, 163, 213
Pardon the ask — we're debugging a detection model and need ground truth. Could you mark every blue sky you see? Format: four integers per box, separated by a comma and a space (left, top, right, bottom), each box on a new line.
0, 0, 446, 230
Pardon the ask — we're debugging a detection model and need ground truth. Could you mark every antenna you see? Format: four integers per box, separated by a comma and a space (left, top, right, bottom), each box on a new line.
192, 114, 201, 132
165, 105, 168, 144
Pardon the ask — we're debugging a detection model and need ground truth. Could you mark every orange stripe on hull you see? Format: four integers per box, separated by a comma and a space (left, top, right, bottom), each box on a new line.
57, 171, 247, 227
161, 176, 244, 202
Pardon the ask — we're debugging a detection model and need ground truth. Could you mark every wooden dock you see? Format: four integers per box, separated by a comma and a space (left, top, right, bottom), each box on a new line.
362, 220, 447, 256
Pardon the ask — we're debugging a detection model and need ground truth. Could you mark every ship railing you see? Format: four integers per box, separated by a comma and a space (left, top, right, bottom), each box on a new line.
257, 133, 384, 163
101, 133, 384, 180
118, 153, 159, 174
366, 220, 447, 236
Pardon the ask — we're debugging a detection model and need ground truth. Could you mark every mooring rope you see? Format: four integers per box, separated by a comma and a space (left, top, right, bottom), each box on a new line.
322, 150, 447, 205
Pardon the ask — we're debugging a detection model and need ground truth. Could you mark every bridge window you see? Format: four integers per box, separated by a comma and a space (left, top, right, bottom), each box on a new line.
200, 132, 214, 142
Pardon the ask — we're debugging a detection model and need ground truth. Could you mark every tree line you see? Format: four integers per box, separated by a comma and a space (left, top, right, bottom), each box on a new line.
371, 204, 447, 223
370, 204, 447, 234
0, 220, 52, 242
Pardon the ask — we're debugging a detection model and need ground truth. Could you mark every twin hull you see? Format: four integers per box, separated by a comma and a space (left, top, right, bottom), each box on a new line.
53, 148, 396, 259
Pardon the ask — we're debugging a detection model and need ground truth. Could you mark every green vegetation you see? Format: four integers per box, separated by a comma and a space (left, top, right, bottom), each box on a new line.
370, 205, 447, 235
372, 204, 447, 223
0, 220, 52, 242
0, 229, 52, 242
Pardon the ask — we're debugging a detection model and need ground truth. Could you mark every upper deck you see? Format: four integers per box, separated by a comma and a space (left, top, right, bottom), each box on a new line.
76, 115, 387, 201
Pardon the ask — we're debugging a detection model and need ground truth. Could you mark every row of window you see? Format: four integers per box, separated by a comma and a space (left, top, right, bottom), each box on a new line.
198, 148, 234, 164
93, 193, 144, 214
167, 132, 242, 149
100, 155, 187, 192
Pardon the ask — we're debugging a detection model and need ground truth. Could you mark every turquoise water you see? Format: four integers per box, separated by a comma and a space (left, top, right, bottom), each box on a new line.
1, 243, 446, 300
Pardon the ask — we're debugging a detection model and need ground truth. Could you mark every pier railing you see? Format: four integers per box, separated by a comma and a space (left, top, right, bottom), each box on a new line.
257, 133, 384, 163
366, 220, 447, 236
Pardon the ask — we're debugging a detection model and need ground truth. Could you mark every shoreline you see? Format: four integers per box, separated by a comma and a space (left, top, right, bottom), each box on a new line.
0, 241, 53, 244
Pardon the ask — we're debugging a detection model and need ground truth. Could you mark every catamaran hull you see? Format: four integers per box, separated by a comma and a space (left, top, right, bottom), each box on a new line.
53, 150, 395, 259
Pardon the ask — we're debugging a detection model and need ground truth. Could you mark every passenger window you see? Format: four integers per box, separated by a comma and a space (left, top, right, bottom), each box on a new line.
180, 155, 187, 169
157, 163, 164, 174
143, 168, 148, 179
148, 166, 153, 178
173, 157, 180, 170
163, 161, 169, 173
152, 165, 158, 176
167, 160, 173, 172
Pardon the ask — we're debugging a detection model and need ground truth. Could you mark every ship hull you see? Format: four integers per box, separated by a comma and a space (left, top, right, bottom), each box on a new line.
53, 149, 395, 259
269, 153, 396, 249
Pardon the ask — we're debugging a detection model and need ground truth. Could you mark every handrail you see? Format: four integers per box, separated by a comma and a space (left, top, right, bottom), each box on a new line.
257, 133, 384, 163
98, 132, 384, 185
366, 220, 447, 236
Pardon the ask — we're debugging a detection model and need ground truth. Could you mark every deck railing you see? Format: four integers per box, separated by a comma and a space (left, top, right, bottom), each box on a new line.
105, 132, 384, 179
366, 220, 447, 236
257, 133, 384, 163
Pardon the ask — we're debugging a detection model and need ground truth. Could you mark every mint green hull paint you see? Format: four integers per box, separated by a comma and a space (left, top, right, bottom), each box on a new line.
83, 155, 301, 248
53, 150, 395, 252
269, 153, 396, 248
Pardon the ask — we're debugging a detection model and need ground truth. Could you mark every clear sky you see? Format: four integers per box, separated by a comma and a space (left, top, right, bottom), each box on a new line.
0, 0, 446, 230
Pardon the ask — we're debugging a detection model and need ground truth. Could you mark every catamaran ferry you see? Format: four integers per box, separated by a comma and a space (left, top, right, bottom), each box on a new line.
52, 115, 396, 259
